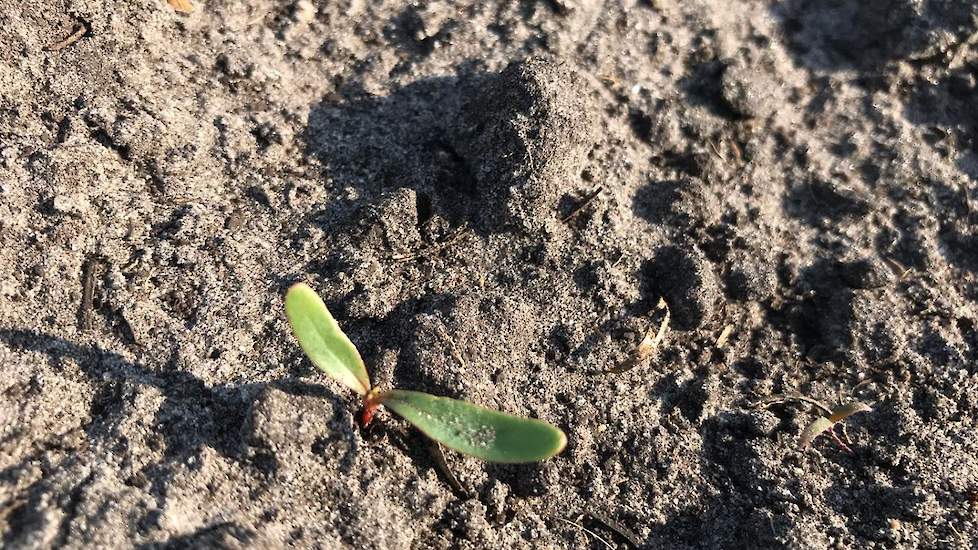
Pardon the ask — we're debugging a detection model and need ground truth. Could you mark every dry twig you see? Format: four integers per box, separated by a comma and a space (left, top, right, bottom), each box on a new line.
606, 298, 670, 374
715, 324, 734, 349
390, 224, 469, 263
752, 393, 834, 416
77, 256, 101, 330
44, 23, 87, 52
557, 517, 614, 550
562, 186, 603, 223
167, 0, 194, 14
586, 510, 641, 547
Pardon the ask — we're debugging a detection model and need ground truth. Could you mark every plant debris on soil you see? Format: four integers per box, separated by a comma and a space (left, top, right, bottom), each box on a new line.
2, 0, 978, 548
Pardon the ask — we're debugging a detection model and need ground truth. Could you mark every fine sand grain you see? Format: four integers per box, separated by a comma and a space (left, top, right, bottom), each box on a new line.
1, 1, 977, 548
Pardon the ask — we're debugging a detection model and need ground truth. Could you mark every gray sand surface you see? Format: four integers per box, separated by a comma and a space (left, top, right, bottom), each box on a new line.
1, 1, 977, 548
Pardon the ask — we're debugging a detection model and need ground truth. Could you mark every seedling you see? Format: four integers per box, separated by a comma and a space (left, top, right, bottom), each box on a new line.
798, 401, 872, 453
284, 283, 567, 463
754, 393, 873, 453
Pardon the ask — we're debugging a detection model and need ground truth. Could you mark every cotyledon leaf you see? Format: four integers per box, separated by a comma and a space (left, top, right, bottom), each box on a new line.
799, 416, 835, 450
828, 401, 872, 423
379, 390, 567, 463
284, 283, 371, 396
799, 402, 872, 451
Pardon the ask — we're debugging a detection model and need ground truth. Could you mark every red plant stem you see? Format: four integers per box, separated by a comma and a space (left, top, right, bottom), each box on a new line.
828, 428, 854, 454
359, 390, 381, 427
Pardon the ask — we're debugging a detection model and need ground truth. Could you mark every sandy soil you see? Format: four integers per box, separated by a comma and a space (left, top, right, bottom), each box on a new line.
2, 0, 977, 548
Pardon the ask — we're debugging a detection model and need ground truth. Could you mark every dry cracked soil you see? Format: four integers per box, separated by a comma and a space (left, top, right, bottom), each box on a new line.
2, 0, 978, 548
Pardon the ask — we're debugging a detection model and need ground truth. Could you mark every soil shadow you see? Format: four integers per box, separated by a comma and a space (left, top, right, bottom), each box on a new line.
298, 72, 489, 251
781, 179, 871, 229
774, 0, 978, 189
134, 522, 255, 550
648, 411, 793, 548
772, 0, 976, 71
0, 329, 350, 547
0, 329, 260, 461
902, 67, 978, 185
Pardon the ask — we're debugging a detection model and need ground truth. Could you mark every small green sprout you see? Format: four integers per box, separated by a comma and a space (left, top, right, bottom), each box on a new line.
284, 283, 567, 463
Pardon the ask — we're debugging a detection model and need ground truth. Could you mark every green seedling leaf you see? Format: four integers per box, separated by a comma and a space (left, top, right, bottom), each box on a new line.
828, 401, 872, 423
284, 283, 371, 396
379, 390, 567, 463
799, 416, 834, 450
